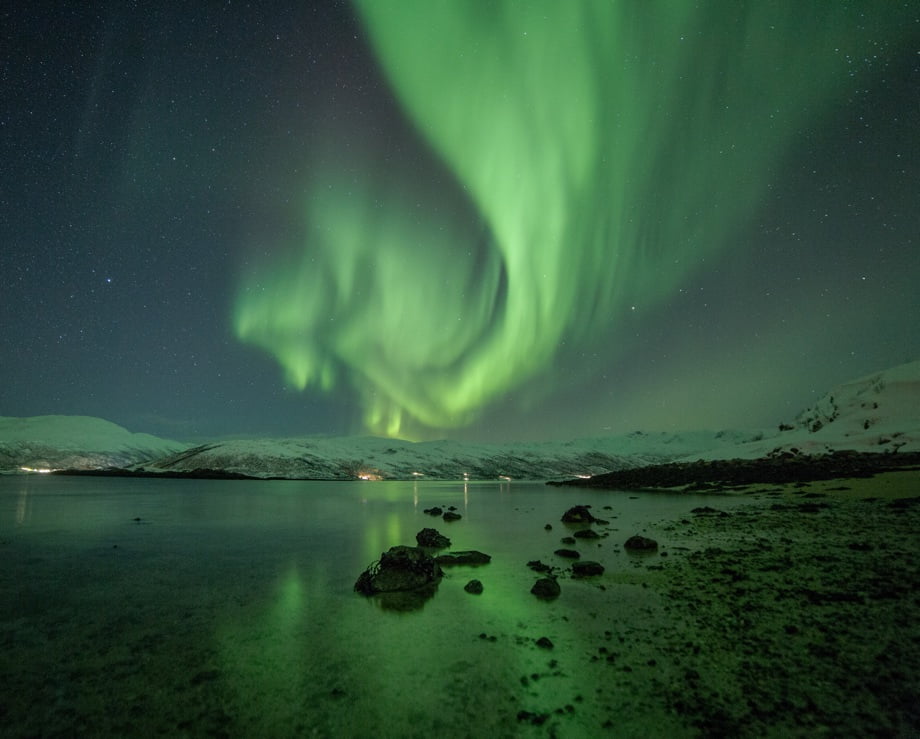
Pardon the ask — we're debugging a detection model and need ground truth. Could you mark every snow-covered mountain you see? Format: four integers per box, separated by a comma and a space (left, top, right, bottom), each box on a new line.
138, 430, 763, 481
3, 360, 917, 479
0, 416, 183, 472
684, 359, 920, 461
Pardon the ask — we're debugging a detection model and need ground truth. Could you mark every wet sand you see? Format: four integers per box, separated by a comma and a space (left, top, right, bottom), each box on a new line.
636, 470, 920, 736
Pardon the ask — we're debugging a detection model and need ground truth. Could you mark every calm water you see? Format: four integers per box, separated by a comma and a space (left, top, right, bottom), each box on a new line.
0, 475, 749, 737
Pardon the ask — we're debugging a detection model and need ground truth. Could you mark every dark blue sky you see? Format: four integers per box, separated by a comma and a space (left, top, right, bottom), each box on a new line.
2, 2, 918, 442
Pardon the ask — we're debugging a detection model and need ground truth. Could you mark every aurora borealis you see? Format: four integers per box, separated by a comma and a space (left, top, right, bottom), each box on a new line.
234, 1, 919, 439
2, 2, 918, 441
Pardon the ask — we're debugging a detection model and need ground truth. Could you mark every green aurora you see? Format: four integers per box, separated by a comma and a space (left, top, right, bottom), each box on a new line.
233, 1, 912, 439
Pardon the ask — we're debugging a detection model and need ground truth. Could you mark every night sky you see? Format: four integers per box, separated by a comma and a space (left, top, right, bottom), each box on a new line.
2, 2, 918, 443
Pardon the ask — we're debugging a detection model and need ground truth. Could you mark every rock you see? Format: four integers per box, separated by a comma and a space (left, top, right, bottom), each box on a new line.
531, 577, 561, 600
443, 511, 462, 522
561, 505, 601, 524
571, 561, 605, 577
624, 535, 658, 551
535, 636, 554, 649
544, 523, 552, 530
560, 536, 576, 545
464, 579, 484, 594
573, 529, 600, 539
354, 545, 443, 595
435, 550, 491, 566
415, 527, 451, 548
554, 548, 581, 559
423, 507, 443, 516
527, 560, 552, 573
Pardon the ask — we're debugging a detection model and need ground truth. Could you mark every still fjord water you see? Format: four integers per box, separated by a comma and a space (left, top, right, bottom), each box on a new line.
0, 476, 747, 737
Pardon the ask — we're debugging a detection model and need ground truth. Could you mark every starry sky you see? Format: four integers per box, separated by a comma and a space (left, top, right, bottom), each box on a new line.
2, 1, 918, 443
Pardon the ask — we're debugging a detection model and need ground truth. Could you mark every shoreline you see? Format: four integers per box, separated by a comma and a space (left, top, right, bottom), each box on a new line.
550, 450, 920, 491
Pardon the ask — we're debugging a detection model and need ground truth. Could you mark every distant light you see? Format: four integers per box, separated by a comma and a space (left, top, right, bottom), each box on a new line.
20, 466, 52, 474
499, 475, 511, 481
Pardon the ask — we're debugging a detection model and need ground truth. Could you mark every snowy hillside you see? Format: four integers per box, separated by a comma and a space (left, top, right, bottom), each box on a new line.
4, 360, 916, 479
684, 360, 920, 461
139, 430, 764, 481
0, 416, 183, 472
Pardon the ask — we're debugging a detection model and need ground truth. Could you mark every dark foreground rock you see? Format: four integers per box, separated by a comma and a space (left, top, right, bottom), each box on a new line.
561, 505, 602, 524
571, 561, 605, 577
416, 528, 451, 548
531, 577, 561, 600
354, 546, 442, 595
624, 535, 658, 551
554, 548, 580, 559
464, 579, 484, 594
435, 550, 492, 566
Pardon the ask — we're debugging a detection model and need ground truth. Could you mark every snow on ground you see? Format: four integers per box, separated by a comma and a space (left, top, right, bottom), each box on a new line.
140, 429, 766, 481
683, 359, 920, 460
2, 359, 917, 478
0, 415, 183, 472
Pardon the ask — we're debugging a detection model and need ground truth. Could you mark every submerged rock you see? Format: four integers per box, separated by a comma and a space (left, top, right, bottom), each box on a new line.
464, 579, 484, 594
443, 511, 462, 522
436, 550, 491, 566
531, 577, 561, 600
416, 528, 451, 549
423, 507, 443, 516
573, 529, 601, 539
527, 560, 552, 573
561, 505, 599, 524
624, 535, 659, 551
354, 546, 443, 595
571, 561, 605, 577
554, 548, 581, 559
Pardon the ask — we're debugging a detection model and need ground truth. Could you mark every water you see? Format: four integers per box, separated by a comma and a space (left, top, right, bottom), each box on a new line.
0, 475, 749, 737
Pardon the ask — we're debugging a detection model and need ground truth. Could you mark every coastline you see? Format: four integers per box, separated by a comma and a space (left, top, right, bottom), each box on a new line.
637, 469, 920, 735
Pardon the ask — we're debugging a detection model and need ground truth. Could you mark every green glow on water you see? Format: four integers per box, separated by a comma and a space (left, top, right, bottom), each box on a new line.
234, 1, 910, 438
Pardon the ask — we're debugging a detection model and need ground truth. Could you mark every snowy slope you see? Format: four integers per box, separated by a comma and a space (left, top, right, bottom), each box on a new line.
683, 360, 920, 460
140, 430, 765, 481
0, 416, 184, 471
4, 360, 916, 478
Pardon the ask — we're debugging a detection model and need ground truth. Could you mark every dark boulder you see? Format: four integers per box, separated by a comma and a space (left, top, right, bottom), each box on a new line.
573, 529, 600, 539
535, 636, 554, 649
624, 535, 658, 551
423, 507, 443, 516
354, 546, 443, 595
436, 550, 491, 566
527, 560, 552, 573
561, 505, 600, 524
416, 528, 451, 548
464, 579, 484, 594
560, 536, 576, 545
531, 577, 561, 600
554, 548, 581, 559
571, 561, 605, 577
443, 511, 462, 522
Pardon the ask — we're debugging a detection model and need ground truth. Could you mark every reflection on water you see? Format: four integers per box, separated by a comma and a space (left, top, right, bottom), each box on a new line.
0, 475, 748, 736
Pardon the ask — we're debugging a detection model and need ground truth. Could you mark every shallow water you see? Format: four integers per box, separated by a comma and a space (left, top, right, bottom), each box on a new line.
0, 475, 748, 737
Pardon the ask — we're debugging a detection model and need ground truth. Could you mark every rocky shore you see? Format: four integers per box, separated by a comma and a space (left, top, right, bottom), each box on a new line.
550, 450, 920, 491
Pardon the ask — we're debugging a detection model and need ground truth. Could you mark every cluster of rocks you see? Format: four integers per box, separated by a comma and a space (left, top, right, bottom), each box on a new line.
550, 450, 920, 491
354, 503, 659, 609
354, 506, 492, 609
